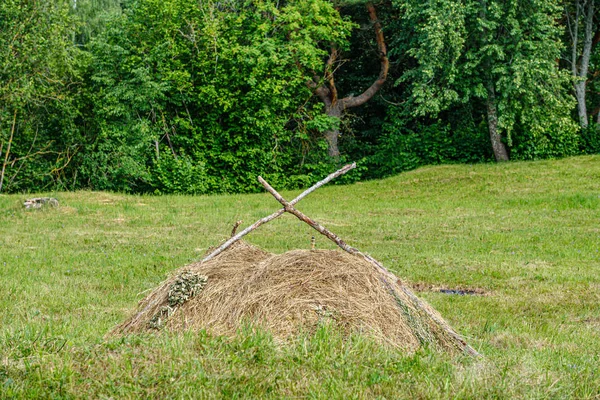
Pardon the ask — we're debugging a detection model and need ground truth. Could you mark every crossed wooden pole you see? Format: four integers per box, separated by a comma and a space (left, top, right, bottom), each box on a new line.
202, 163, 480, 357
201, 163, 357, 263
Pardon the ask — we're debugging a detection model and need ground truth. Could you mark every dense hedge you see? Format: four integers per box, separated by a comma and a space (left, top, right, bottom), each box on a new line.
1, 0, 598, 194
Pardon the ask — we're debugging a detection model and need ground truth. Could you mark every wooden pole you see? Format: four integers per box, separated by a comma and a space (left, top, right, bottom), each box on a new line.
201, 163, 356, 263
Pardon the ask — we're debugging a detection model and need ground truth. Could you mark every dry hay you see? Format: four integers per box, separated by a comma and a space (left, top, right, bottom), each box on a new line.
113, 241, 468, 353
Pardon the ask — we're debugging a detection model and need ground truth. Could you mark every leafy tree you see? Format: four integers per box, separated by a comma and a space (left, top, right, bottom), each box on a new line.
395, 0, 579, 161
0, 0, 83, 192
3, 0, 592, 194
70, 0, 122, 44
306, 2, 389, 158
84, 0, 356, 193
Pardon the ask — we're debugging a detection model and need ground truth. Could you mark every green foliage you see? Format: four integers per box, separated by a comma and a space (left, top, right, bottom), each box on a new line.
510, 117, 581, 160
151, 154, 213, 195
372, 116, 493, 176
80, 0, 355, 193
394, 0, 580, 160
0, 0, 85, 193
1, 0, 596, 193
580, 125, 600, 154
70, 0, 122, 44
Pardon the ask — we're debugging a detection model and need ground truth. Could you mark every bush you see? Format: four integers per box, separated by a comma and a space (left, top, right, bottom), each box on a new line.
369, 119, 493, 177
579, 125, 600, 154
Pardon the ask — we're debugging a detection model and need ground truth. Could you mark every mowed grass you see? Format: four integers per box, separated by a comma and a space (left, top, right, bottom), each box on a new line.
1, 155, 599, 399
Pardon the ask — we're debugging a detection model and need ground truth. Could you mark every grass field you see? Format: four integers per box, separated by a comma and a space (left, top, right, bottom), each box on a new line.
1, 155, 599, 398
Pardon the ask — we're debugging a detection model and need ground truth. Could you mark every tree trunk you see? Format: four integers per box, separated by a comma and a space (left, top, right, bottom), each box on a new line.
566, 0, 595, 130
575, 82, 589, 129
324, 105, 343, 158
324, 128, 340, 158
308, 3, 388, 159
486, 84, 509, 162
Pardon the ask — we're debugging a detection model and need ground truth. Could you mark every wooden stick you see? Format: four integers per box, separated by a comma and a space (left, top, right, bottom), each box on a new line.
259, 176, 361, 255
0, 109, 17, 193
201, 163, 356, 263
288, 162, 355, 206
230, 220, 243, 237
202, 210, 286, 263
258, 176, 480, 357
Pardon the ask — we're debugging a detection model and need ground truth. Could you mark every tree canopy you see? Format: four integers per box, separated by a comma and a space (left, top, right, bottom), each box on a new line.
1, 0, 599, 194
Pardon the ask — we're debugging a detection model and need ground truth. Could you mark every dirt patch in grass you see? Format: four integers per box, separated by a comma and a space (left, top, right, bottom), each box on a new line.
410, 282, 490, 296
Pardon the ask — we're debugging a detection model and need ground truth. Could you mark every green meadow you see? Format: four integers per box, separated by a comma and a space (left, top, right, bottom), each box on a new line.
1, 156, 599, 398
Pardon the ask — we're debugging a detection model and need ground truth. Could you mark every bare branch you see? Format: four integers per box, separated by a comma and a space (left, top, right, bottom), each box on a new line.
573, 0, 581, 76
579, 0, 595, 79
259, 175, 360, 254
325, 48, 339, 105
0, 110, 17, 193
161, 111, 177, 159
201, 163, 356, 263
565, 4, 574, 43
231, 220, 243, 237
342, 3, 389, 109
289, 162, 356, 206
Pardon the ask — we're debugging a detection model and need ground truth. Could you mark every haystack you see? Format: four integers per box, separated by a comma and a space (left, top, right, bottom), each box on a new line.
113, 164, 479, 356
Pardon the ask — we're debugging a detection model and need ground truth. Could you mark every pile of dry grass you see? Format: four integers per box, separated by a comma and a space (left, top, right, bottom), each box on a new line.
113, 242, 469, 353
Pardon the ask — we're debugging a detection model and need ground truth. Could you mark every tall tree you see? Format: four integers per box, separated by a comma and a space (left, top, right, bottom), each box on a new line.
0, 0, 82, 192
564, 0, 600, 129
85, 0, 356, 193
396, 0, 578, 161
307, 3, 389, 158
